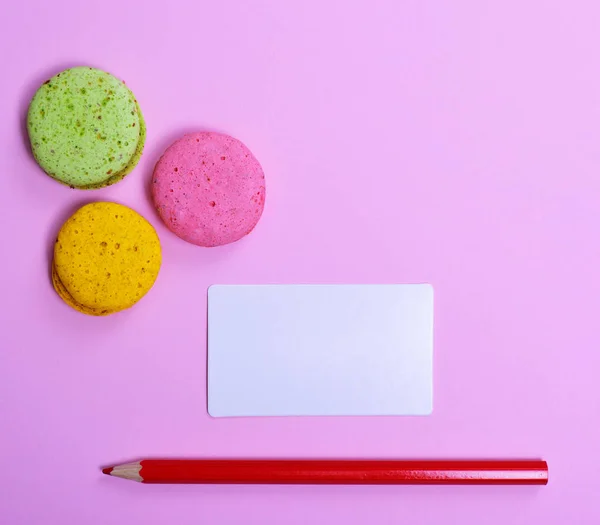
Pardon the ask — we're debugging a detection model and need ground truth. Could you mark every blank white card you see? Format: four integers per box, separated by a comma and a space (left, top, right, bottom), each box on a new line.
208, 284, 433, 417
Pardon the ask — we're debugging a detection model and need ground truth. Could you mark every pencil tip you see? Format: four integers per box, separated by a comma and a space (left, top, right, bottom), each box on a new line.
102, 467, 113, 475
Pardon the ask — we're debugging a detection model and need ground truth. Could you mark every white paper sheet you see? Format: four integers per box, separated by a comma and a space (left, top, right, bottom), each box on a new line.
208, 284, 434, 417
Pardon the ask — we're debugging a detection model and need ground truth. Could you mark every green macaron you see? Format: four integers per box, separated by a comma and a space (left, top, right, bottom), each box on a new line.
27, 67, 145, 189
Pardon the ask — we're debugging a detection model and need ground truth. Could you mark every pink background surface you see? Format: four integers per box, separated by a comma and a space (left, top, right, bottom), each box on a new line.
1, 1, 599, 523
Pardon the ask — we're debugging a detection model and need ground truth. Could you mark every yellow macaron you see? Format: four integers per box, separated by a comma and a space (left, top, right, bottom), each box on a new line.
52, 202, 161, 315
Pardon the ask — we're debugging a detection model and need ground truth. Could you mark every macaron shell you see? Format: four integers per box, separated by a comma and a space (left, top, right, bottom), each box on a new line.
120, 101, 146, 178
53, 202, 161, 314
152, 132, 266, 247
51, 262, 113, 316
28, 67, 141, 188
84, 101, 146, 189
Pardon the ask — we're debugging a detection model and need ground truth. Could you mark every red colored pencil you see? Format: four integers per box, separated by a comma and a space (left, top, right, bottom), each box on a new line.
102, 459, 548, 485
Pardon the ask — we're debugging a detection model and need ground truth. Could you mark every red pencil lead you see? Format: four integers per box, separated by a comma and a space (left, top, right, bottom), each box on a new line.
102, 467, 113, 475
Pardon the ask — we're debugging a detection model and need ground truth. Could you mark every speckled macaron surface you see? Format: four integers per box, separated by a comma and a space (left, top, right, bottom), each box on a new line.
53, 202, 161, 315
28, 67, 145, 189
151, 132, 266, 247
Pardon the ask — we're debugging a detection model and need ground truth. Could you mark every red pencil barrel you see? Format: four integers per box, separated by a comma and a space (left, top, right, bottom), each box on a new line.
138, 460, 548, 485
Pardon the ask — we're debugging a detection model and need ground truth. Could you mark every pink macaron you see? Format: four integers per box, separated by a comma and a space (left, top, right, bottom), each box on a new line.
151, 132, 266, 247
